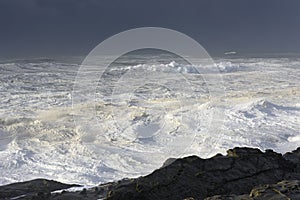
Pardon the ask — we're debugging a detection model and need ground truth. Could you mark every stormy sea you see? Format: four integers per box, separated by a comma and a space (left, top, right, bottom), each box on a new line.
0, 51, 299, 189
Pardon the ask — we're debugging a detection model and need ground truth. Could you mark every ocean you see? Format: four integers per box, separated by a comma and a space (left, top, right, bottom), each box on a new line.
0, 52, 299, 186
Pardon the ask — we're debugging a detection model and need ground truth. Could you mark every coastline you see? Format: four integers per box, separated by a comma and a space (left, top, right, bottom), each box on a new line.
1, 147, 299, 200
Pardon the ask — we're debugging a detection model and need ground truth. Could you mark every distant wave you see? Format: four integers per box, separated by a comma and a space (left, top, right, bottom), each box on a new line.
108, 61, 244, 74
109, 61, 199, 74
216, 61, 242, 73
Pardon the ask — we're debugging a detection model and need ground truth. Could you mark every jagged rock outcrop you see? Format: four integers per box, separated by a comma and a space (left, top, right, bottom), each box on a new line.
205, 180, 300, 199
106, 147, 300, 200
0, 179, 80, 199
284, 147, 300, 173
0, 147, 299, 200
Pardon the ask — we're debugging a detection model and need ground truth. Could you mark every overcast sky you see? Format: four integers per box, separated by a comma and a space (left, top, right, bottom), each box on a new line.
1, 0, 300, 59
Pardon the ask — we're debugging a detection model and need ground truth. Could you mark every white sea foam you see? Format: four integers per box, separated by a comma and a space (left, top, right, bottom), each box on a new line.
108, 60, 243, 74
0, 57, 299, 186
109, 61, 199, 74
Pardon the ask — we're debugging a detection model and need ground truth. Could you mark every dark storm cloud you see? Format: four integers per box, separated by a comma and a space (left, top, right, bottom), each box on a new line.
1, 0, 300, 58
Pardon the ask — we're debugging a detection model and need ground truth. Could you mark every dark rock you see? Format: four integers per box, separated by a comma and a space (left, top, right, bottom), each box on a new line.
0, 179, 80, 199
162, 157, 177, 167
106, 147, 300, 200
205, 180, 300, 199
250, 180, 300, 199
284, 147, 300, 164
80, 188, 87, 195
0, 147, 299, 200
205, 194, 250, 200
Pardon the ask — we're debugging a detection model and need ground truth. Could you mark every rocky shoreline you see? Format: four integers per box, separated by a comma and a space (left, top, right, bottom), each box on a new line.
0, 147, 299, 200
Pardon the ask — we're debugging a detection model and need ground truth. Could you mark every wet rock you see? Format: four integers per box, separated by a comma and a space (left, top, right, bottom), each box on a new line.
106, 147, 300, 200
79, 188, 87, 195
205, 180, 300, 200
0, 179, 80, 199
0, 147, 299, 200
250, 180, 300, 199
284, 147, 300, 164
